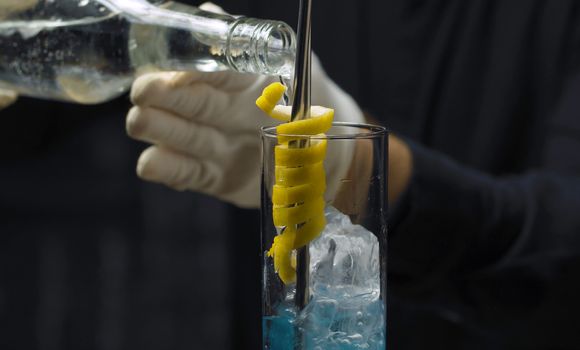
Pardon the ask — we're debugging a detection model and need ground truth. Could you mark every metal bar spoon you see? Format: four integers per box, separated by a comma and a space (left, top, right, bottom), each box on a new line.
290, 0, 313, 313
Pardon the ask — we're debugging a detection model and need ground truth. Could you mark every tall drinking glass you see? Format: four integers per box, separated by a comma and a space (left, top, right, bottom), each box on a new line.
261, 122, 388, 350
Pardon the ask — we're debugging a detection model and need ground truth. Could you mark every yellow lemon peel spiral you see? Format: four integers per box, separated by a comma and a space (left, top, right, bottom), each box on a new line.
257, 82, 334, 284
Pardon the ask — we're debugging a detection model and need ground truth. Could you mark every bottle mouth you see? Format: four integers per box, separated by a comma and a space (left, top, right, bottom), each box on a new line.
227, 18, 296, 77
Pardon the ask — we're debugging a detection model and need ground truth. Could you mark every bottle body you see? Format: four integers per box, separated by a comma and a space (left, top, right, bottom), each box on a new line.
0, 0, 295, 104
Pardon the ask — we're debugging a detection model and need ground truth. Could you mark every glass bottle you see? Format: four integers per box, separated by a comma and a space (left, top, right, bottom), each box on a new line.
261, 122, 388, 349
0, 0, 295, 104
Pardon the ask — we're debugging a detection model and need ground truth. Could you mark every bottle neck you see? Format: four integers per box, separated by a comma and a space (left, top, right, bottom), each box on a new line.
226, 18, 296, 78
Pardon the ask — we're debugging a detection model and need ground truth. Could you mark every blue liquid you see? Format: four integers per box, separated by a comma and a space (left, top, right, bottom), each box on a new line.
263, 298, 386, 350
263, 206, 386, 349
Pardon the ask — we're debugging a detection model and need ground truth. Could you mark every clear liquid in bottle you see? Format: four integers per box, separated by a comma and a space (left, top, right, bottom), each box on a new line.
0, 0, 295, 104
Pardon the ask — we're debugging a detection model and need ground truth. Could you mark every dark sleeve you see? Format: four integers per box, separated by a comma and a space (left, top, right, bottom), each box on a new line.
389, 72, 580, 295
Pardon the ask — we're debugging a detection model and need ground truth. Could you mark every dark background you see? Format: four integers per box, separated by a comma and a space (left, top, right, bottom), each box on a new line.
2, 0, 580, 349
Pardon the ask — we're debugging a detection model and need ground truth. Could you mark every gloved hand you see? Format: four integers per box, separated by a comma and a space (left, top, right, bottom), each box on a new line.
0, 0, 33, 110
1, 0, 38, 19
126, 4, 365, 208
0, 89, 17, 110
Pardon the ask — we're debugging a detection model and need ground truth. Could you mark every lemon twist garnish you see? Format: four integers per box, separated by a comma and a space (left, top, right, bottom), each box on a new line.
274, 139, 327, 167
257, 82, 334, 284
256, 82, 288, 120
275, 162, 325, 187
272, 176, 326, 206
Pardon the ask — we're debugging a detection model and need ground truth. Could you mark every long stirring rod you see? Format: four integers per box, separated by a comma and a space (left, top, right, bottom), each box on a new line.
291, 0, 312, 122
291, 0, 313, 312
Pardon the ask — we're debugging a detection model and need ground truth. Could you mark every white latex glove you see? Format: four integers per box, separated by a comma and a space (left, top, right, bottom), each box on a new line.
126, 3, 365, 208
0, 1, 35, 108
0, 0, 38, 19
0, 89, 17, 110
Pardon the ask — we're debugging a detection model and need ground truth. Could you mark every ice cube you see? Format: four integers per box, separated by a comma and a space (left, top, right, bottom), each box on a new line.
264, 206, 386, 349
298, 206, 385, 349
309, 206, 380, 298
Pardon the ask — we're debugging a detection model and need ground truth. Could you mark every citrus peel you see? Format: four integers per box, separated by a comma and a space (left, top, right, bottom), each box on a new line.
255, 82, 288, 120
257, 82, 334, 284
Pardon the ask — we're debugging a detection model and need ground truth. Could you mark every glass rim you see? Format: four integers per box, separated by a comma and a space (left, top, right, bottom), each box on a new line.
260, 122, 388, 140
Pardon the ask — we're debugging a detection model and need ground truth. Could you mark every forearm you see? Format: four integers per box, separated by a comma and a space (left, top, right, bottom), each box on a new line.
389, 140, 580, 292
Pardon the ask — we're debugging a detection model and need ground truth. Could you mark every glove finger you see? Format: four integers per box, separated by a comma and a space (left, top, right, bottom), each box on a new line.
169, 70, 258, 92
0, 0, 38, 19
133, 78, 264, 130
132, 74, 235, 123
199, 2, 226, 14
127, 106, 231, 159
137, 146, 223, 193
132, 69, 256, 102
0, 89, 17, 109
